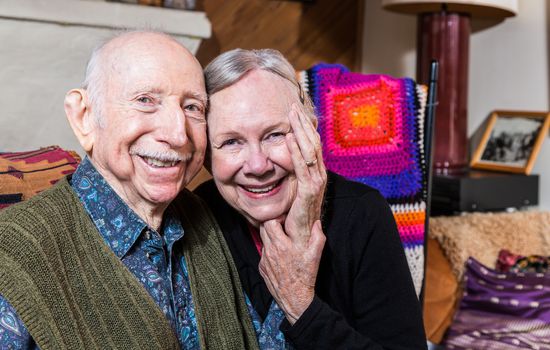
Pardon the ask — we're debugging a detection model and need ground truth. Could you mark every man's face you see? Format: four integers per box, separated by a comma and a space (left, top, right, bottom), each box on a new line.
90, 35, 207, 209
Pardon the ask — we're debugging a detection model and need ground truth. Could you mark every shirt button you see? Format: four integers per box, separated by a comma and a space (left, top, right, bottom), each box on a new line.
146, 252, 150, 259
145, 230, 151, 240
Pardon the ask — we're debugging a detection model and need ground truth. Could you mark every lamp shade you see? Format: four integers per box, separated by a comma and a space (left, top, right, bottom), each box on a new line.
382, 0, 518, 18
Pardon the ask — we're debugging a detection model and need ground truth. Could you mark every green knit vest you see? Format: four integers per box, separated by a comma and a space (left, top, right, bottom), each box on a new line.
0, 178, 258, 350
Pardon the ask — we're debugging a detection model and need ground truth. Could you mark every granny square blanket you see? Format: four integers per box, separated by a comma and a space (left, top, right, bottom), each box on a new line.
300, 64, 428, 296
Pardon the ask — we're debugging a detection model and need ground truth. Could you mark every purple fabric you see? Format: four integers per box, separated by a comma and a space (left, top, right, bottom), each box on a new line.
443, 258, 550, 349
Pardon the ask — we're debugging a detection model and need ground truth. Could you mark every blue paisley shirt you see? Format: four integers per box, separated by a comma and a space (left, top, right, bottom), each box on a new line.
245, 296, 293, 350
0, 157, 200, 349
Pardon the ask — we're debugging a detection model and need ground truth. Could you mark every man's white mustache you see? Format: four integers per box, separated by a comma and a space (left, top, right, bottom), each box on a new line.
129, 147, 193, 163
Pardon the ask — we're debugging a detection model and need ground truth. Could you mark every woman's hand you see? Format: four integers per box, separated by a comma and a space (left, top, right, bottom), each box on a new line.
259, 219, 325, 324
257, 104, 327, 324
284, 104, 327, 246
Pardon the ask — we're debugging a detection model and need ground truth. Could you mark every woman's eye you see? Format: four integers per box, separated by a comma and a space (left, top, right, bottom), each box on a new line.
266, 132, 286, 140
137, 96, 153, 104
220, 139, 239, 148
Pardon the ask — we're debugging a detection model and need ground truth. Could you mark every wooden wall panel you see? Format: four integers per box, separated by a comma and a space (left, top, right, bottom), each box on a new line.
196, 0, 361, 71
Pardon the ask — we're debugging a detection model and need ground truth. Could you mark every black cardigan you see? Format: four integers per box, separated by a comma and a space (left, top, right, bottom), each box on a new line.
195, 171, 427, 350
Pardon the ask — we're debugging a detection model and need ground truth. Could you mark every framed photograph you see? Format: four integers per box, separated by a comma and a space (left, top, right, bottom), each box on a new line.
470, 110, 550, 174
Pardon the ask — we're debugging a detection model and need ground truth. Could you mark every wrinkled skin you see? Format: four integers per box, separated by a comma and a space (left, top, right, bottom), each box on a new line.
208, 69, 327, 323
65, 32, 207, 230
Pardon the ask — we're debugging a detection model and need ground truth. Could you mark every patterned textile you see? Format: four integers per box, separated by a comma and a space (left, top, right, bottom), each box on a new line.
0, 146, 80, 209
245, 295, 292, 350
0, 299, 38, 349
497, 249, 550, 274
443, 258, 550, 349
0, 157, 200, 349
300, 64, 428, 296
72, 158, 200, 348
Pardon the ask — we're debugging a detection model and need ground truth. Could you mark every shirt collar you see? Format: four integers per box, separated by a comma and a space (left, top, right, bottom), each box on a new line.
71, 157, 183, 258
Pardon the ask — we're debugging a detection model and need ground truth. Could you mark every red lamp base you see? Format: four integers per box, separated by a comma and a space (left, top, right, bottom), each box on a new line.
417, 11, 470, 172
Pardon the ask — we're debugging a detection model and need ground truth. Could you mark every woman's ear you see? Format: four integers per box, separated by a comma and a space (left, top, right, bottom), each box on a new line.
64, 89, 96, 154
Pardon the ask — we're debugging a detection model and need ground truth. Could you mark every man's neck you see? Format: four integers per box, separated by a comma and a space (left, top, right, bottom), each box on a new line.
87, 158, 167, 232
126, 198, 166, 232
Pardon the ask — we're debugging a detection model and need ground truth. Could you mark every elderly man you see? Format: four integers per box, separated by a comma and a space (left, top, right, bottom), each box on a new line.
0, 31, 257, 349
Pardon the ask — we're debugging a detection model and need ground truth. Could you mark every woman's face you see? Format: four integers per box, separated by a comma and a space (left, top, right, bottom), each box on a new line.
207, 70, 298, 227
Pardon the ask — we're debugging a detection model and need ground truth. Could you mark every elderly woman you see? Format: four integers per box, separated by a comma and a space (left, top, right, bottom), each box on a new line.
195, 49, 427, 349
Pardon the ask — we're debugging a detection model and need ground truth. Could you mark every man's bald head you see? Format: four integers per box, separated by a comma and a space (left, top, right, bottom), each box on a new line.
65, 30, 207, 227
82, 31, 199, 124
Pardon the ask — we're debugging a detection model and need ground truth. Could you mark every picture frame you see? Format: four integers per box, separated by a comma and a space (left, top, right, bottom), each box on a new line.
470, 110, 550, 174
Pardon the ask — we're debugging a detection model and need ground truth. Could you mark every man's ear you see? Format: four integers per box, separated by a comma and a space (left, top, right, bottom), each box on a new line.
64, 89, 96, 153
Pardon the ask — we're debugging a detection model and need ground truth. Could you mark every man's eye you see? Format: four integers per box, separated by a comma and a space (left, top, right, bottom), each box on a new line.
184, 104, 202, 112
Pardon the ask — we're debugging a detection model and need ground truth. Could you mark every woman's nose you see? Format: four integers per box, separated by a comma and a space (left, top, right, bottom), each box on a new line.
242, 145, 274, 176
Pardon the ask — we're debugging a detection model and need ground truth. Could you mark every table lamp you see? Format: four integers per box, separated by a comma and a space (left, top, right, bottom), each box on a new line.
382, 0, 518, 172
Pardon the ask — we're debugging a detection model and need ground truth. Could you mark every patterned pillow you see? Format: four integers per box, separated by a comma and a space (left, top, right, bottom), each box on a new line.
0, 146, 81, 209
497, 249, 550, 274
443, 258, 550, 349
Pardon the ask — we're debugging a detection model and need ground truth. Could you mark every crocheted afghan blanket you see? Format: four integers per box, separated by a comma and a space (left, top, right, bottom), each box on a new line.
300, 64, 428, 296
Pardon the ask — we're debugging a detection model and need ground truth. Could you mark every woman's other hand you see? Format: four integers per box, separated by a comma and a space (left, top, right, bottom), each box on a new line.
259, 219, 325, 324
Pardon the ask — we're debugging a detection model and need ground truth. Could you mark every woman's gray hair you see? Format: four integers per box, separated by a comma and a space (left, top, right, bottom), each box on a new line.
204, 48, 316, 120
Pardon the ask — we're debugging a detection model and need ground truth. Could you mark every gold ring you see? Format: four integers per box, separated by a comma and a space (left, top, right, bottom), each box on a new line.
305, 159, 317, 167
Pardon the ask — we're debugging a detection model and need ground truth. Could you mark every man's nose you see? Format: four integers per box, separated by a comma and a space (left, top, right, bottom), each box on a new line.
160, 105, 188, 147
243, 145, 274, 176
